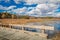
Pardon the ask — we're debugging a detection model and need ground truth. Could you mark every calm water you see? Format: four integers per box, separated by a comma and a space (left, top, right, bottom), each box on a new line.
26, 20, 60, 38
26, 20, 60, 31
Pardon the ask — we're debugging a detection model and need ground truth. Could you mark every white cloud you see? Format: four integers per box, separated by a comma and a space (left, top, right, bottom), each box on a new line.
13, 0, 60, 5
27, 8, 42, 16
55, 13, 60, 17
12, 7, 27, 15
10, 3, 59, 17
0, 5, 16, 10
0, 0, 10, 2
36, 4, 48, 9
47, 12, 53, 15
56, 14, 60, 17
0, 5, 7, 10
23, 0, 60, 17
13, 0, 22, 4
24, 0, 60, 5
7, 6, 16, 10
25, 0, 41, 5
46, 12, 55, 17
26, 3, 58, 17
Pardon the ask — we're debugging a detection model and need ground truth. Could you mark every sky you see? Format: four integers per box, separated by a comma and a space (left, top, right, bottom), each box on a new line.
0, 0, 60, 17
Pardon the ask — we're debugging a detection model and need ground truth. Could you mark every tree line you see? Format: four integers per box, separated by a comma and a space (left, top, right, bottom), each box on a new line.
0, 12, 30, 19
0, 12, 60, 19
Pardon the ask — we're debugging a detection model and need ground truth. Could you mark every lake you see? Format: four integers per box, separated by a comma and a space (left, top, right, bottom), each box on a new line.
26, 20, 60, 31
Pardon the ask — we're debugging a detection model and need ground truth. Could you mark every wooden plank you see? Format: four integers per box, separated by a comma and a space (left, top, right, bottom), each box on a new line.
23, 25, 54, 30
9, 24, 54, 30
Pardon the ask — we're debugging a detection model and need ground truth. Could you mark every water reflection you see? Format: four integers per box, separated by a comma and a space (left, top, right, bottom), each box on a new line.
25, 21, 60, 38
26, 21, 60, 31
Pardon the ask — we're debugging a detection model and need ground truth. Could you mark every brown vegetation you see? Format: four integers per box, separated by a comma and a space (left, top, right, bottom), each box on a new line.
52, 31, 60, 40
0, 19, 60, 24
0, 12, 60, 24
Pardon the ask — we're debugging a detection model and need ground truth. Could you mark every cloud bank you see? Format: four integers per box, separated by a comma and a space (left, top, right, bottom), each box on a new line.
0, 0, 60, 17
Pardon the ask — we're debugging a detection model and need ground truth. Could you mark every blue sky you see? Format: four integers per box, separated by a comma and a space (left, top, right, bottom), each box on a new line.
0, 0, 60, 17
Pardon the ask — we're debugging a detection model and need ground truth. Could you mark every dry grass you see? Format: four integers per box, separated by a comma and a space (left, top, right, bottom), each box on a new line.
0, 19, 60, 24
